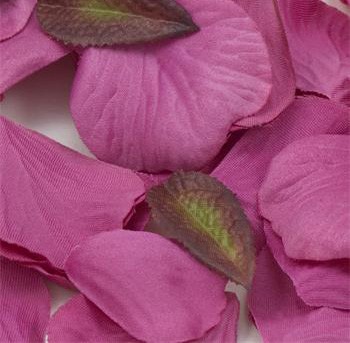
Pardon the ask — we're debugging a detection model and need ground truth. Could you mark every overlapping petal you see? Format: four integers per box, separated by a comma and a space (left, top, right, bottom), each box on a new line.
0, 13, 70, 94
249, 247, 350, 343
70, 0, 272, 172
232, 0, 295, 128
0, 0, 36, 42
65, 230, 227, 343
0, 258, 50, 342
212, 98, 350, 251
0, 116, 144, 281
277, 0, 350, 105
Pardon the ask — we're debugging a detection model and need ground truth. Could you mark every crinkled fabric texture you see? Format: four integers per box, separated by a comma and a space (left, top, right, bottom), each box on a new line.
212, 98, 350, 252
0, 116, 144, 281
264, 222, 350, 310
48, 292, 239, 343
0, 13, 70, 94
249, 247, 350, 343
232, 0, 295, 128
260, 135, 350, 261
277, 0, 350, 105
71, 0, 272, 172
65, 230, 227, 343
0, 258, 50, 343
0, 0, 36, 42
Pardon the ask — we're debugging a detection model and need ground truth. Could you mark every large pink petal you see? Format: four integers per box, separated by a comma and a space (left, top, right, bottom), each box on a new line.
232, 0, 296, 128
0, 0, 36, 42
249, 247, 350, 343
212, 98, 350, 252
0, 258, 50, 342
277, 0, 350, 105
259, 135, 350, 261
0, 116, 144, 281
65, 230, 227, 343
71, 0, 272, 172
264, 222, 350, 310
0, 13, 70, 94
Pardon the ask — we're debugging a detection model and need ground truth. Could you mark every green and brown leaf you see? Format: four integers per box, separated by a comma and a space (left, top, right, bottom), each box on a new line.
36, 0, 199, 47
146, 171, 255, 288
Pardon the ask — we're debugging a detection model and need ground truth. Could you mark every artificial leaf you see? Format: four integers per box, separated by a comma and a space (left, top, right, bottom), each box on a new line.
36, 0, 199, 47
146, 171, 255, 287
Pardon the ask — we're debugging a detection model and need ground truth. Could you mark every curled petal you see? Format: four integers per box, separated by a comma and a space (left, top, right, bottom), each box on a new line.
0, 0, 36, 41
0, 116, 144, 279
65, 230, 227, 343
249, 247, 350, 342
0, 258, 50, 342
70, 0, 272, 172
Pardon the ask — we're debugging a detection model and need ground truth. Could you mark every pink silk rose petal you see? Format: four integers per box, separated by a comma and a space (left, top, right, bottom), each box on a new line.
0, 13, 70, 94
232, 0, 296, 128
264, 222, 350, 310
65, 230, 227, 343
249, 247, 350, 343
277, 0, 350, 105
0, 0, 36, 42
0, 116, 145, 280
212, 98, 350, 252
0, 258, 50, 343
259, 135, 350, 261
70, 0, 272, 172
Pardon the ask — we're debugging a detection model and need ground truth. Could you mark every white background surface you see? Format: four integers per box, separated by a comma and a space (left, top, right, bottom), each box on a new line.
1, 1, 347, 341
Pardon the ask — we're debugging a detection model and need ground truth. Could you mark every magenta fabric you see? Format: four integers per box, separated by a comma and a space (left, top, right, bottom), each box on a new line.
70, 0, 273, 172
249, 247, 350, 343
0, 13, 70, 94
232, 0, 295, 128
65, 230, 228, 343
212, 98, 350, 252
0, 258, 50, 342
264, 222, 350, 310
259, 135, 350, 261
0, 0, 36, 42
0, 116, 144, 280
277, 0, 350, 105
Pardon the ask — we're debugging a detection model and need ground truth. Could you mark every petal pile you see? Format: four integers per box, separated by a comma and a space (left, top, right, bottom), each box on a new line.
65, 230, 228, 342
0, 116, 144, 282
70, 0, 273, 172
277, 0, 350, 105
0, 0, 36, 42
0, 257, 50, 342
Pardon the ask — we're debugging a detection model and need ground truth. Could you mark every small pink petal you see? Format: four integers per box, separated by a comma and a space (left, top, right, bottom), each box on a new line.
264, 222, 350, 310
233, 0, 296, 128
0, 258, 50, 342
70, 0, 272, 172
277, 0, 350, 105
0, 13, 70, 94
212, 98, 349, 252
48, 294, 141, 343
65, 230, 227, 343
0, 0, 36, 42
0, 116, 145, 279
249, 247, 350, 343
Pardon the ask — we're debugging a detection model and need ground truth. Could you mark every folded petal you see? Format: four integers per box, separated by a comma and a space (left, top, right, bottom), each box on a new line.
259, 134, 350, 261
0, 13, 70, 94
70, 0, 272, 172
277, 0, 350, 105
264, 222, 350, 310
65, 230, 227, 343
232, 0, 295, 128
249, 247, 350, 343
0, 116, 144, 279
0, 258, 50, 343
0, 0, 36, 41
212, 98, 350, 252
